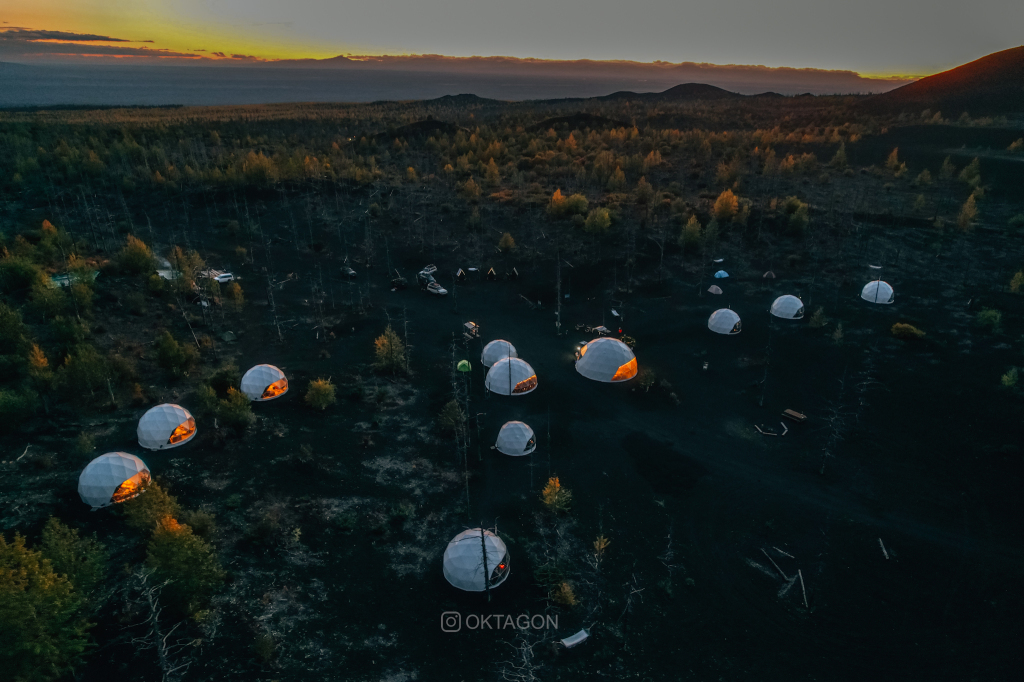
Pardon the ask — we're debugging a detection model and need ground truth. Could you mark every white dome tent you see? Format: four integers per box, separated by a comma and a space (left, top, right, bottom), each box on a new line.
78, 452, 151, 510
861, 280, 895, 304
137, 404, 196, 450
485, 357, 538, 395
575, 337, 637, 383
443, 528, 511, 591
770, 295, 805, 319
481, 340, 518, 368
708, 309, 742, 335
495, 421, 537, 456
240, 364, 289, 401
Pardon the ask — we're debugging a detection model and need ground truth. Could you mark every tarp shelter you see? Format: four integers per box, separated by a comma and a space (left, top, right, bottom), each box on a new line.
495, 421, 537, 456
576, 337, 637, 383
240, 364, 288, 401
78, 452, 150, 510
443, 528, 510, 591
708, 285, 723, 295
770, 295, 805, 319
714, 270, 729, 278
485, 357, 538, 395
481, 340, 518, 368
708, 309, 742, 335
861, 280, 894, 304
138, 404, 196, 450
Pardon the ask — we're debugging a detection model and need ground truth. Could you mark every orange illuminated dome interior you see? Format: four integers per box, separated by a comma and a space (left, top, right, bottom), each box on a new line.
168, 417, 196, 444
111, 471, 151, 504
612, 357, 638, 381
490, 554, 511, 584
261, 378, 288, 399
513, 375, 538, 394
578, 343, 588, 356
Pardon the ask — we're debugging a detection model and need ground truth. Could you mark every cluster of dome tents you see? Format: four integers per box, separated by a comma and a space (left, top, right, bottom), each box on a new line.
77, 364, 288, 511
447, 277, 894, 591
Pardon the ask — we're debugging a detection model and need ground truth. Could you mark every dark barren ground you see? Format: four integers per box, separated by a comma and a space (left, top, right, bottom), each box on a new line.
1, 101, 1022, 682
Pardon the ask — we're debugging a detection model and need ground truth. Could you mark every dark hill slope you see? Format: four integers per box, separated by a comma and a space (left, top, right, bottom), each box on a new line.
863, 46, 1024, 115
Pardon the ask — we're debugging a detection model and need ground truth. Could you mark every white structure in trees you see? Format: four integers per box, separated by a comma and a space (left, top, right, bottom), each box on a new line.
78, 452, 151, 509
240, 364, 289, 401
443, 528, 511, 591
495, 421, 537, 456
137, 404, 196, 450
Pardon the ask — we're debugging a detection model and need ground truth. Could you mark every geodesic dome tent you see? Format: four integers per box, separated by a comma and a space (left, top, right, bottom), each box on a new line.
485, 357, 538, 395
78, 452, 150, 509
240, 364, 288, 401
770, 295, 805, 319
495, 421, 537, 456
443, 528, 511, 591
708, 309, 742, 335
576, 337, 637, 383
714, 270, 729, 279
137, 404, 196, 450
861, 280, 895, 304
708, 285, 723, 295
481, 340, 518, 368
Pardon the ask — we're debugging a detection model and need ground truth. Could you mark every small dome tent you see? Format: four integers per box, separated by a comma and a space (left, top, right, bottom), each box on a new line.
708, 309, 742, 335
240, 364, 288, 401
770, 295, 805, 319
495, 421, 537, 456
714, 270, 729, 279
137, 404, 196, 450
707, 285, 723, 295
861, 280, 894, 304
78, 452, 150, 509
443, 528, 510, 591
576, 337, 637, 383
485, 357, 538, 395
481, 340, 518, 368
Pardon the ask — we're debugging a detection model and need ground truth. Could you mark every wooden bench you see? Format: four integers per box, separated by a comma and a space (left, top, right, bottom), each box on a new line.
782, 409, 807, 423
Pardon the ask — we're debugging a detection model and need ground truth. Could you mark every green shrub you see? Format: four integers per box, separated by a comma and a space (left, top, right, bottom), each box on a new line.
373, 326, 407, 374
0, 533, 90, 682
39, 518, 107, 600
179, 510, 217, 539
976, 308, 1002, 332
116, 235, 155, 275
156, 331, 197, 379
121, 482, 180, 532
1001, 367, 1019, 388
304, 378, 336, 410
891, 323, 926, 340
218, 387, 253, 431
437, 399, 465, 435
146, 517, 224, 616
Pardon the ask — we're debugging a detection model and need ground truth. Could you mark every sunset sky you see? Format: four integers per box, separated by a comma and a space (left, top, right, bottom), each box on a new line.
3, 0, 1023, 77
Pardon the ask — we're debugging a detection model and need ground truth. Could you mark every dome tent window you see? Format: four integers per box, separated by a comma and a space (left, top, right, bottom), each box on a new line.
861, 280, 894, 304
443, 528, 511, 591
575, 337, 638, 383
138, 404, 197, 450
770, 295, 805, 319
481, 339, 517, 368
495, 421, 537, 456
485, 357, 538, 396
708, 309, 742, 335
240, 364, 289, 401
78, 452, 151, 510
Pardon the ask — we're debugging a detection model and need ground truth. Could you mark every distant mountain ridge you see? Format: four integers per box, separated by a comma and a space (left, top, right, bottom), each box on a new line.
864, 46, 1024, 115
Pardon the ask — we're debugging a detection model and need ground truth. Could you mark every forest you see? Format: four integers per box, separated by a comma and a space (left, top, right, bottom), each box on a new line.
1, 91, 1022, 681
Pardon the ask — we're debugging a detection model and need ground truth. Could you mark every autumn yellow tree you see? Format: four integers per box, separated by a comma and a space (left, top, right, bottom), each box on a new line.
485, 158, 501, 187
957, 195, 978, 231
713, 189, 739, 222
374, 325, 407, 374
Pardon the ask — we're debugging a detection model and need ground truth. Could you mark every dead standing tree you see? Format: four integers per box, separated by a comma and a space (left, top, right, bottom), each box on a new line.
123, 569, 195, 682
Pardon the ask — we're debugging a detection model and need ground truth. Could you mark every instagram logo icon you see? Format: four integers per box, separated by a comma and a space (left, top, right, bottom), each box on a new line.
440, 611, 462, 632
